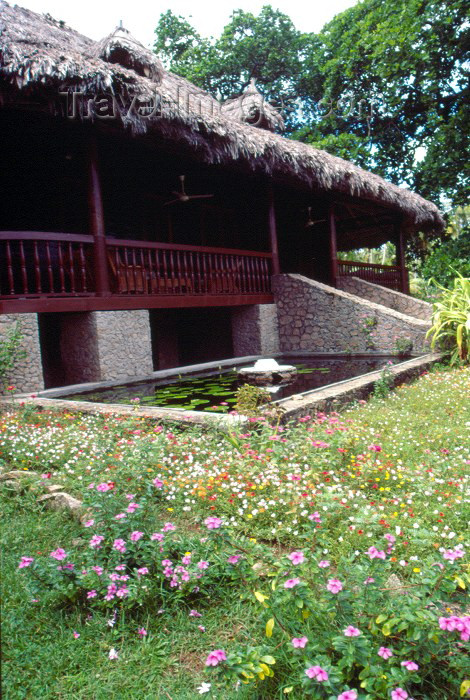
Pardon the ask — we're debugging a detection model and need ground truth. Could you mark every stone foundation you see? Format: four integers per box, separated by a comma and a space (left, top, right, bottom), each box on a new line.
337, 276, 432, 321
0, 313, 44, 393
94, 310, 153, 381
60, 313, 101, 385
273, 274, 430, 354
231, 304, 279, 357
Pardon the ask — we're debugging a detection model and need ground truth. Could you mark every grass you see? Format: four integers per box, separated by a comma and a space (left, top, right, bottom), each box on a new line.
1, 364, 469, 698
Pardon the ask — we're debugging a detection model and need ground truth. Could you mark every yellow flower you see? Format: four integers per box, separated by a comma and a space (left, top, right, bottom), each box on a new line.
413, 568, 421, 573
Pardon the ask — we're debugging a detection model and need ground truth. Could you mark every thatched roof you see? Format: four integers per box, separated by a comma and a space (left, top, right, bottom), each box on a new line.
94, 24, 163, 83
0, 2, 444, 232
221, 78, 285, 132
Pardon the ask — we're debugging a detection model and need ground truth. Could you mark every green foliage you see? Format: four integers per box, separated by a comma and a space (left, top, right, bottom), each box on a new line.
0, 322, 26, 393
234, 383, 272, 418
393, 337, 413, 357
420, 228, 470, 289
373, 362, 395, 398
426, 274, 470, 363
154, 1, 469, 209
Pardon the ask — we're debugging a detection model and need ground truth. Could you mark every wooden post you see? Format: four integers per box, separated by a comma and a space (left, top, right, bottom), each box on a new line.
88, 135, 110, 296
328, 204, 338, 287
394, 220, 409, 295
268, 184, 281, 275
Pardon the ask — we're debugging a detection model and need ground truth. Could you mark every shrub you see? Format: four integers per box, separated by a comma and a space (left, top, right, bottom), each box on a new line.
0, 321, 26, 393
426, 274, 470, 364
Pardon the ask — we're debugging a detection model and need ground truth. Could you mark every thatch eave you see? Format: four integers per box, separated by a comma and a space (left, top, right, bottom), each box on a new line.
0, 1, 445, 233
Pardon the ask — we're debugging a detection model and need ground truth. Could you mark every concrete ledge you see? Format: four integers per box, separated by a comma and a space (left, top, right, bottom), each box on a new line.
277, 353, 443, 422
3, 353, 444, 428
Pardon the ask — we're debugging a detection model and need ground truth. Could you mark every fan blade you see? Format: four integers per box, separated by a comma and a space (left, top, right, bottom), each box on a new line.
163, 199, 180, 206
187, 194, 214, 200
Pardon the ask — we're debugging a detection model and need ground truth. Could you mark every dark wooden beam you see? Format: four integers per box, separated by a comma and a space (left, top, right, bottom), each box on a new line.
88, 135, 110, 296
394, 219, 409, 294
0, 294, 274, 314
329, 204, 338, 286
268, 185, 281, 275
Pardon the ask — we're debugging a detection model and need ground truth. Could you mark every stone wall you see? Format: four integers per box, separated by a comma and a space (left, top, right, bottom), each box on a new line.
94, 310, 153, 381
337, 276, 432, 321
231, 304, 279, 357
272, 274, 430, 354
0, 313, 44, 393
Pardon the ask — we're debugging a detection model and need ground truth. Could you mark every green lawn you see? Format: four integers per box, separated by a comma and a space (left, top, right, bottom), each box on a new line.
1, 365, 469, 699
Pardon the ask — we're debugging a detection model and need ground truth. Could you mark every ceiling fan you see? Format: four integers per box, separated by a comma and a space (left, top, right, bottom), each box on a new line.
305, 206, 326, 228
164, 175, 214, 206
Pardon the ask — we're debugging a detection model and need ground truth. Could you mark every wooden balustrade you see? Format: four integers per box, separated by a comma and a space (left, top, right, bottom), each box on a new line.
104, 238, 272, 297
337, 259, 407, 292
0, 232, 94, 298
0, 232, 273, 306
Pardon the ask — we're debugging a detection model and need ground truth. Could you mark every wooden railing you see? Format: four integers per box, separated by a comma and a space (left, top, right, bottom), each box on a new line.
0, 232, 273, 300
337, 259, 408, 292
106, 238, 272, 297
0, 232, 94, 298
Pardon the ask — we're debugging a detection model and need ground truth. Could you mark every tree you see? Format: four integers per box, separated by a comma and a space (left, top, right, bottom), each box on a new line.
153, 1, 469, 208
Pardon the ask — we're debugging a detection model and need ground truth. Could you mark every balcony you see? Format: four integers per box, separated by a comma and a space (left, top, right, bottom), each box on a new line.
0, 232, 274, 313
337, 259, 409, 293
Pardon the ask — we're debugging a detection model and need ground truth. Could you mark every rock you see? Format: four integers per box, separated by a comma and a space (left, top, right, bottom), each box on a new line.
386, 573, 406, 596
38, 491, 83, 516
1, 479, 22, 491
43, 483, 63, 494
0, 470, 37, 481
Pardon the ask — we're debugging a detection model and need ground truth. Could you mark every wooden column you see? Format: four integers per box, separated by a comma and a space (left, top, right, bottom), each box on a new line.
394, 220, 409, 295
88, 135, 110, 296
328, 204, 338, 287
268, 185, 281, 275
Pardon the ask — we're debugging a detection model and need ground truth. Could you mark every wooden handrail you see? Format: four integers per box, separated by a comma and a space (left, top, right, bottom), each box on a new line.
0, 231, 94, 244
337, 259, 400, 271
106, 237, 273, 258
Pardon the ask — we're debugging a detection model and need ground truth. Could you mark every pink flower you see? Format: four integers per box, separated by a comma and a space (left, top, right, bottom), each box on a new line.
227, 555, 241, 564
197, 560, 209, 570
50, 548, 67, 561
368, 444, 382, 452
338, 692, 357, 700
137, 627, 147, 637
189, 609, 202, 617
113, 539, 126, 553
368, 546, 386, 560
89, 535, 105, 549
108, 648, 119, 660
130, 531, 144, 542
327, 579, 343, 594
318, 560, 330, 568
114, 513, 127, 520
205, 649, 227, 666
288, 550, 305, 565
96, 482, 112, 492
364, 577, 375, 584
151, 532, 164, 541
291, 636, 308, 648
92, 565, 103, 575
204, 516, 223, 530
73, 631, 80, 639
18, 556, 34, 569
137, 567, 149, 576
284, 578, 301, 589
163, 522, 176, 532
401, 661, 419, 671
116, 586, 129, 598
83, 519, 95, 527
126, 502, 140, 513
344, 626, 361, 637
87, 590, 97, 598
198, 625, 205, 632
153, 478, 164, 488
308, 511, 322, 523
378, 647, 393, 659
391, 689, 408, 700
305, 665, 329, 682
384, 534, 396, 544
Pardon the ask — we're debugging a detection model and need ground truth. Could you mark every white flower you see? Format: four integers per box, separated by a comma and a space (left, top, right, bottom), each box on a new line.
197, 682, 211, 694
108, 648, 119, 660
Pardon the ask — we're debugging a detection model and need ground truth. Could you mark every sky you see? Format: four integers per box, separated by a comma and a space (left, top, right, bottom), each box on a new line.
15, 0, 359, 48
